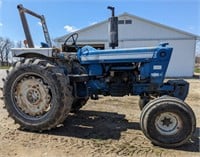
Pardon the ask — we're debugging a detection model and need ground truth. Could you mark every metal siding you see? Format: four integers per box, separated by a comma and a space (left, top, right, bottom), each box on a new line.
118, 16, 192, 40
78, 24, 108, 41
120, 40, 195, 77
166, 39, 195, 77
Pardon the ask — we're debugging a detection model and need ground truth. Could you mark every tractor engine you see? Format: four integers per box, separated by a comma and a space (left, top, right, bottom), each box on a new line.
108, 70, 130, 96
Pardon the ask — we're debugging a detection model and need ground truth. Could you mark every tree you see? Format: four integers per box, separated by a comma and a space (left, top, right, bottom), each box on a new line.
16, 40, 23, 48
0, 37, 14, 66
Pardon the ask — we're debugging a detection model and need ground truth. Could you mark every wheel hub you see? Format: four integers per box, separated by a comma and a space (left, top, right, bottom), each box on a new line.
155, 112, 182, 136
161, 117, 173, 127
26, 89, 41, 104
13, 76, 51, 117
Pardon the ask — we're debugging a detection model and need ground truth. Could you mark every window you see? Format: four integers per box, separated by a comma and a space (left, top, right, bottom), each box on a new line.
118, 19, 132, 24
125, 20, 132, 24
118, 20, 124, 24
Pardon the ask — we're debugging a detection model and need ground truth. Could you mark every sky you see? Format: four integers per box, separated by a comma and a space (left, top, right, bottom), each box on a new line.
0, 0, 200, 52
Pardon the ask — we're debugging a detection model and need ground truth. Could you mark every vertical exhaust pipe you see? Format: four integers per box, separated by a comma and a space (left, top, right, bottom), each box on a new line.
107, 6, 118, 49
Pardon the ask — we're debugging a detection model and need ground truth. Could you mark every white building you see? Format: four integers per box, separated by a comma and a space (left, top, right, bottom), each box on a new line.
55, 13, 199, 77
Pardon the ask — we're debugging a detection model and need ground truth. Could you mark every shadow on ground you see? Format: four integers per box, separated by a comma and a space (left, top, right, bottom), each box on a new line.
43, 110, 140, 140
36, 110, 200, 152
173, 127, 200, 152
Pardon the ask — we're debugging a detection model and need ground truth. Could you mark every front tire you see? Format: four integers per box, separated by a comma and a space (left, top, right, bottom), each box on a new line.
140, 96, 196, 147
139, 96, 149, 110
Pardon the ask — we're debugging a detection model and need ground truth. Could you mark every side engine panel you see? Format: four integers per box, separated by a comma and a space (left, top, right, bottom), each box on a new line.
76, 44, 173, 98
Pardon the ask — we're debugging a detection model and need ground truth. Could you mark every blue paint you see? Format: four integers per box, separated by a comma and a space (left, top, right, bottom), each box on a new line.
61, 43, 187, 100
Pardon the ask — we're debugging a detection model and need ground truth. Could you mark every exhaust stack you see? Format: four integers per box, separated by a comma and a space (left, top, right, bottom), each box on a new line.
107, 6, 118, 49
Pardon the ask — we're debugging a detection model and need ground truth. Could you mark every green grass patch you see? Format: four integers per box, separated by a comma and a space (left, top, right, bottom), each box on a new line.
0, 66, 10, 69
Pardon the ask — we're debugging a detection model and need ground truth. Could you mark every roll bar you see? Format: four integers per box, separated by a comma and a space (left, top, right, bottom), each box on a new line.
17, 4, 52, 48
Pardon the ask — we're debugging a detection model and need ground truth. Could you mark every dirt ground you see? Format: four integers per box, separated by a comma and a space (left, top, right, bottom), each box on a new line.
0, 78, 199, 157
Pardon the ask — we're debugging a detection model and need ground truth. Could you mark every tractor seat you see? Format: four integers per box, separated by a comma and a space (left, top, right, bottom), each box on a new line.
40, 42, 49, 48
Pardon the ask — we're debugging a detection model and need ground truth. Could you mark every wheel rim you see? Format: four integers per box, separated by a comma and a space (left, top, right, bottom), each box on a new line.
12, 74, 52, 119
155, 112, 183, 136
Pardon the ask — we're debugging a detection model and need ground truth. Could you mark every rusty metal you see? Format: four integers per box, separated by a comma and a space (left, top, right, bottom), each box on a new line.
17, 4, 52, 48
14, 76, 51, 117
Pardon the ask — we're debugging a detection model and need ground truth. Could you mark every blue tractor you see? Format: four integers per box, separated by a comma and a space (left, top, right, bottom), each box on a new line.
3, 5, 196, 147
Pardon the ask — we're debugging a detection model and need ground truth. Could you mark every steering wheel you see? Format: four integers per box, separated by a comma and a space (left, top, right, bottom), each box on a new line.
63, 33, 79, 50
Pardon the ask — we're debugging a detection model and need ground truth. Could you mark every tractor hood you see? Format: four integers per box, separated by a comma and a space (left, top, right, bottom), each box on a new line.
77, 44, 172, 64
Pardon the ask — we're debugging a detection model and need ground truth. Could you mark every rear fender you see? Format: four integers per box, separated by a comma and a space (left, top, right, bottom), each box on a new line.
12, 48, 53, 58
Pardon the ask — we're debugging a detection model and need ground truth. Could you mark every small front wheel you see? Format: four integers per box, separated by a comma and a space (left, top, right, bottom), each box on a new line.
139, 96, 149, 110
140, 96, 196, 147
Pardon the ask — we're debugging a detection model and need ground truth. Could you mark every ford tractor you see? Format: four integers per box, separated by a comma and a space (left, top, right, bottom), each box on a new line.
2, 5, 196, 147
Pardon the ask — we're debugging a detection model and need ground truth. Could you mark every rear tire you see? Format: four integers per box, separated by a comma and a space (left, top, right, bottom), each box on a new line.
3, 59, 73, 131
140, 96, 196, 147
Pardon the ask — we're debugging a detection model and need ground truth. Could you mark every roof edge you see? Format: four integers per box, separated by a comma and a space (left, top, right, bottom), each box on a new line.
54, 19, 108, 42
54, 12, 200, 41
121, 12, 200, 39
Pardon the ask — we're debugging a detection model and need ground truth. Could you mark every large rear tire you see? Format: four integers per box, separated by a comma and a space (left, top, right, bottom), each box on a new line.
3, 59, 73, 131
140, 96, 196, 147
